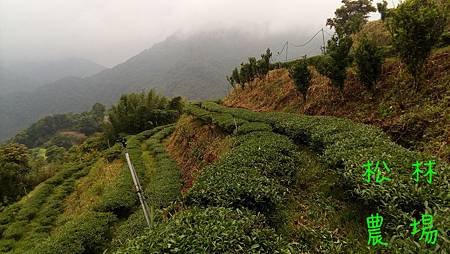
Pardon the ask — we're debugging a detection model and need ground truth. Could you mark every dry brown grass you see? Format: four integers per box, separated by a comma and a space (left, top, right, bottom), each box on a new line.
63, 159, 123, 217
165, 115, 232, 192
224, 47, 450, 161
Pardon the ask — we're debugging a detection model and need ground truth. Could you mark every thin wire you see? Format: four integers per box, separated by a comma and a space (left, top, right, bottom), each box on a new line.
273, 41, 288, 63
290, 29, 323, 47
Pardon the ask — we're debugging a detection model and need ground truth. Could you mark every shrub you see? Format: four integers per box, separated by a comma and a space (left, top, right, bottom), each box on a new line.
185, 130, 301, 226
227, 48, 274, 87
103, 144, 123, 162
377, 0, 389, 21
237, 122, 272, 135
387, 0, 447, 88
354, 36, 384, 91
143, 126, 182, 208
187, 102, 450, 242
105, 90, 180, 140
187, 164, 282, 216
325, 35, 353, 91
289, 60, 312, 98
34, 212, 116, 254
0, 162, 92, 252
116, 207, 292, 254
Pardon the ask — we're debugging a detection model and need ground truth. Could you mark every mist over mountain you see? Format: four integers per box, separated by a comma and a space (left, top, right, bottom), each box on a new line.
0, 29, 324, 141
0, 58, 106, 94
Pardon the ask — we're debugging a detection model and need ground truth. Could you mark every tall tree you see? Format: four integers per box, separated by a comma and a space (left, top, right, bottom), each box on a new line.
325, 35, 353, 92
0, 143, 30, 205
377, 0, 389, 21
327, 0, 376, 37
387, 0, 447, 89
354, 36, 384, 92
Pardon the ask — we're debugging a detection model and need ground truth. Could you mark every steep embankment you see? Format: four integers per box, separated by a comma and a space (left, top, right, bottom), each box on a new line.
165, 115, 232, 191
2, 101, 449, 252
183, 101, 449, 252
224, 47, 450, 161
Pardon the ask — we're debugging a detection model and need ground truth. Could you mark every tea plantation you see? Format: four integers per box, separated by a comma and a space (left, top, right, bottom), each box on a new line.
0, 102, 448, 253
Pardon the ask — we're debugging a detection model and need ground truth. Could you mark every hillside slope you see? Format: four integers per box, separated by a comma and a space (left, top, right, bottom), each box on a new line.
0, 58, 106, 95
0, 30, 323, 142
224, 46, 450, 161
1, 99, 449, 253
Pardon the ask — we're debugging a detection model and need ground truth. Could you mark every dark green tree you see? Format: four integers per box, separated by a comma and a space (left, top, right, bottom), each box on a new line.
231, 68, 240, 85
354, 36, 384, 92
168, 96, 184, 112
259, 48, 272, 76
91, 103, 106, 121
0, 143, 30, 205
377, 0, 389, 21
289, 61, 312, 99
106, 90, 180, 140
327, 0, 376, 37
325, 35, 353, 91
387, 0, 447, 89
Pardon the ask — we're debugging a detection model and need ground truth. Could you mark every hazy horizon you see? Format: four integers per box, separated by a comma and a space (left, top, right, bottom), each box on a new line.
0, 0, 394, 68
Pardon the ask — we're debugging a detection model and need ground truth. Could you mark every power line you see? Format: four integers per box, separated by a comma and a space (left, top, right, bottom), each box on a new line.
272, 27, 334, 63
290, 28, 323, 47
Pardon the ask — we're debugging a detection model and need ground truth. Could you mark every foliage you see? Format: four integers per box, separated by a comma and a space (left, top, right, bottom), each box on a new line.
325, 35, 353, 91
185, 104, 248, 134
227, 48, 274, 87
0, 161, 92, 252
12, 103, 105, 148
45, 145, 66, 163
288, 60, 312, 98
386, 0, 448, 88
167, 96, 184, 112
326, 0, 376, 37
377, 0, 389, 21
237, 122, 272, 135
143, 126, 182, 208
189, 102, 450, 251
185, 127, 301, 223
116, 207, 292, 254
105, 90, 180, 140
33, 212, 116, 254
354, 36, 384, 91
0, 143, 31, 205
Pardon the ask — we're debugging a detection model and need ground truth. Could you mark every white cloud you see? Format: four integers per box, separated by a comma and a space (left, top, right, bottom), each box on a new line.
0, 0, 388, 66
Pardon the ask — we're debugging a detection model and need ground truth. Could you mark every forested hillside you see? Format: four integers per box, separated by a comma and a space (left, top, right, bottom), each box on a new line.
0, 30, 323, 142
0, 58, 106, 95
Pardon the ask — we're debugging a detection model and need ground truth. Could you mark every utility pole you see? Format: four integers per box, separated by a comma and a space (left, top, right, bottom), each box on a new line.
321, 28, 326, 54
286, 41, 289, 62
118, 138, 152, 228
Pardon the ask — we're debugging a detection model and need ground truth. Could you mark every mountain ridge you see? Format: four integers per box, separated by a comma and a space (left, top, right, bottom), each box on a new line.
0, 29, 323, 141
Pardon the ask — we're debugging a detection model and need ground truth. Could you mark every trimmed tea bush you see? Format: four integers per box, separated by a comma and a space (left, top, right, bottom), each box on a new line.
116, 207, 292, 254
34, 212, 116, 254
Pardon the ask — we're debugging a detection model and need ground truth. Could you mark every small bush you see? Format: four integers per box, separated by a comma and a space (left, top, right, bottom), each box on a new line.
289, 60, 312, 98
116, 207, 292, 254
237, 122, 272, 135
325, 35, 353, 91
387, 0, 447, 88
34, 212, 116, 254
354, 36, 384, 91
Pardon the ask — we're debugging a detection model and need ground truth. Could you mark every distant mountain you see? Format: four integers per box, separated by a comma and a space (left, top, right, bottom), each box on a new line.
0, 29, 324, 141
0, 58, 106, 94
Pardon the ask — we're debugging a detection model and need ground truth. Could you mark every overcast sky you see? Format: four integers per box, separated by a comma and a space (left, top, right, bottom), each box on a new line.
0, 0, 392, 67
